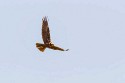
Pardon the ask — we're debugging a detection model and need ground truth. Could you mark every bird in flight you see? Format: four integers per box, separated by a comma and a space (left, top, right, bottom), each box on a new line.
36, 16, 69, 52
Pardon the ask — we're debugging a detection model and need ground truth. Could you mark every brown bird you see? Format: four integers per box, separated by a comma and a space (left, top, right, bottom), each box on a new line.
36, 16, 69, 52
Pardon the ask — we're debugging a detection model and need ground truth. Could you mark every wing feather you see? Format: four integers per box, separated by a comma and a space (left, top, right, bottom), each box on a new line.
42, 17, 51, 44
49, 45, 69, 51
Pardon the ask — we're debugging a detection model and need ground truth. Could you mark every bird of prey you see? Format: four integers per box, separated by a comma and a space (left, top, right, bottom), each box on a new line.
36, 16, 69, 52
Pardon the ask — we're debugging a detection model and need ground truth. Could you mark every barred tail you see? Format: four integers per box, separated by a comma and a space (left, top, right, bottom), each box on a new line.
36, 43, 46, 52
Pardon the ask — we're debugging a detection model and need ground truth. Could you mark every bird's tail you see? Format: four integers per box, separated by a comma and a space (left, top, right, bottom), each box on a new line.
36, 43, 46, 52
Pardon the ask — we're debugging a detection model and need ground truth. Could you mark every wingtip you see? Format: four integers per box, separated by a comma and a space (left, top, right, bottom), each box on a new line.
65, 49, 69, 51
42, 16, 48, 21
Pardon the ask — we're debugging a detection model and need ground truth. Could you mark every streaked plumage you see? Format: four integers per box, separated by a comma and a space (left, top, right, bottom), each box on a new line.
36, 16, 69, 52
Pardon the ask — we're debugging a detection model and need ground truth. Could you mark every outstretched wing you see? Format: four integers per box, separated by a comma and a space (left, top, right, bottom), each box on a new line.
42, 17, 51, 44
49, 45, 69, 51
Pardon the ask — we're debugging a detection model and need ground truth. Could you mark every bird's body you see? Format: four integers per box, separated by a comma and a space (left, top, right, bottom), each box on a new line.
36, 16, 69, 52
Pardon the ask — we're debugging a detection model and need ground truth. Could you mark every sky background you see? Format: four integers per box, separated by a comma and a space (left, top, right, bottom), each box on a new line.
0, 0, 125, 83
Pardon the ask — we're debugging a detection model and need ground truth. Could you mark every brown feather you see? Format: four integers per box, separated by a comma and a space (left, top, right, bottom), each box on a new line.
36, 16, 69, 52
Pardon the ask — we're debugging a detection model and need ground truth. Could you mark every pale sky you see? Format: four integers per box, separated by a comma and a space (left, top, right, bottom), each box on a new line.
0, 0, 125, 83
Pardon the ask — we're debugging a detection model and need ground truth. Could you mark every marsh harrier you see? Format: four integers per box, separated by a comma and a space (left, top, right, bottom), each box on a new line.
36, 17, 69, 52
